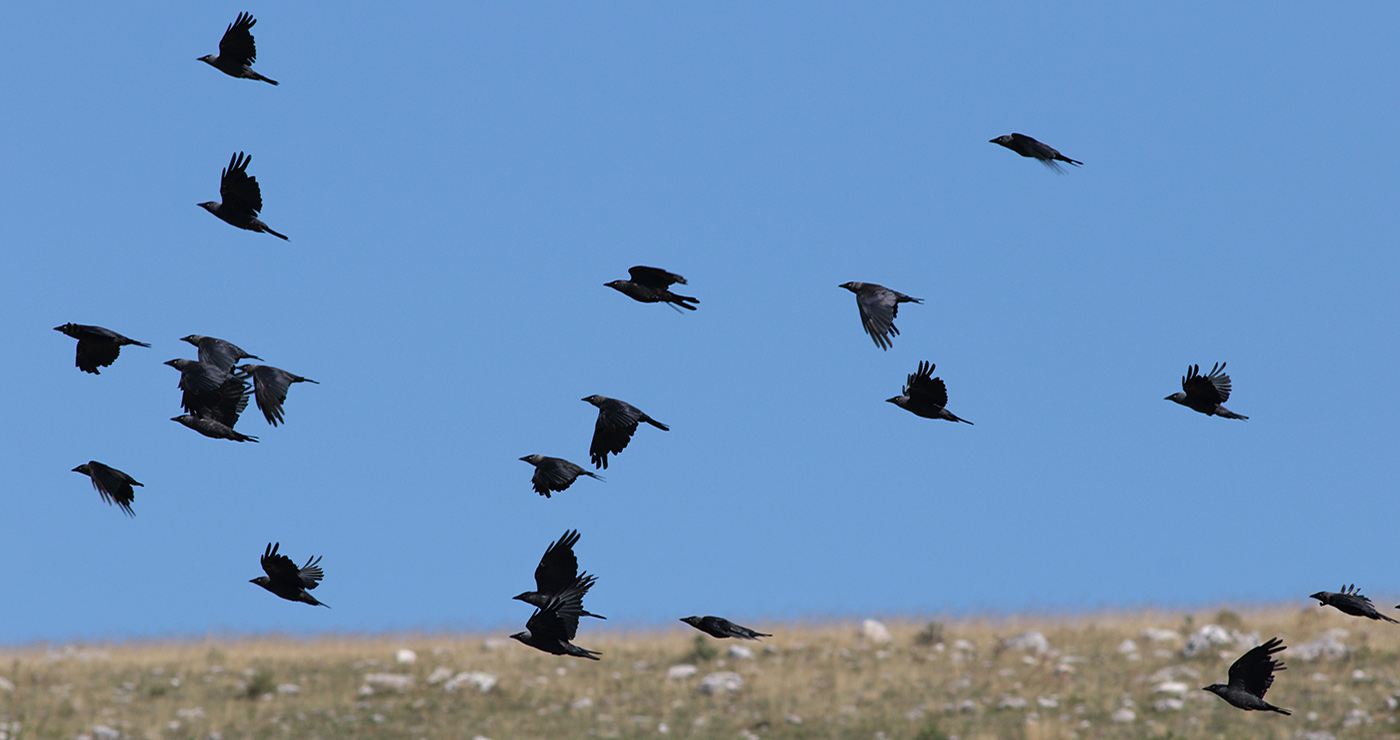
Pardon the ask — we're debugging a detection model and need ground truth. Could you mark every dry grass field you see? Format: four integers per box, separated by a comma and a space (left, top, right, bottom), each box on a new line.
3, 606, 1398, 740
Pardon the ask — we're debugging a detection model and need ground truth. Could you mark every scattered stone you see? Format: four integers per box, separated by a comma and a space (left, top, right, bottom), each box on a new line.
1342, 709, 1372, 728
1141, 627, 1180, 643
1003, 631, 1051, 655
1181, 625, 1232, 657
1111, 707, 1136, 724
726, 645, 754, 660
785, 714, 803, 724
1153, 681, 1189, 695
1148, 665, 1200, 682
1154, 698, 1184, 712
481, 638, 507, 651
276, 683, 300, 694
859, 619, 892, 645
426, 667, 454, 684
396, 649, 417, 665
571, 697, 594, 710
667, 664, 698, 680
0, 677, 11, 693
175, 708, 205, 719
361, 673, 413, 694
1037, 696, 1059, 708
92, 726, 123, 740
1293, 630, 1349, 661
444, 671, 497, 693
1294, 731, 1337, 740
1117, 639, 1138, 655
696, 672, 743, 695
998, 696, 1028, 710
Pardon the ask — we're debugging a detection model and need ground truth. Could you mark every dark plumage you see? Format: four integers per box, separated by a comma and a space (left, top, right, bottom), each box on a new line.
1202, 638, 1290, 715
681, 615, 771, 640
514, 529, 606, 620
164, 359, 251, 428
605, 266, 698, 311
583, 395, 669, 470
198, 152, 288, 240
180, 334, 261, 373
172, 414, 259, 443
1165, 363, 1248, 419
198, 12, 278, 85
235, 364, 318, 426
510, 578, 601, 659
1311, 585, 1399, 624
838, 282, 922, 350
519, 455, 603, 498
887, 360, 972, 424
54, 323, 150, 374
72, 461, 142, 517
250, 542, 329, 607
989, 133, 1082, 172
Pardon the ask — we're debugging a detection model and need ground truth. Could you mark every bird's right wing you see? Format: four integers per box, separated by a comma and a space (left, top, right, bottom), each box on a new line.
535, 529, 582, 594
220, 152, 265, 218
628, 266, 684, 288
261, 542, 301, 582
906, 361, 949, 407
218, 12, 259, 67
249, 368, 291, 426
297, 556, 325, 589
1228, 638, 1285, 698
857, 290, 898, 349
1181, 365, 1225, 405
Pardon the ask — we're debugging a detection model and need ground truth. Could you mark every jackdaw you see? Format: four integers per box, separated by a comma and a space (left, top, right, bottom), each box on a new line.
510, 578, 601, 659
199, 152, 288, 240
514, 529, 606, 620
519, 455, 603, 498
181, 334, 261, 373
1310, 585, 1399, 624
990, 133, 1082, 172
72, 461, 142, 517
172, 414, 259, 442
838, 282, 922, 350
605, 266, 698, 311
199, 12, 278, 85
681, 616, 771, 640
164, 359, 250, 427
1203, 637, 1290, 715
1165, 363, 1248, 419
235, 364, 318, 426
887, 360, 972, 424
250, 542, 329, 607
54, 323, 150, 374
583, 395, 669, 470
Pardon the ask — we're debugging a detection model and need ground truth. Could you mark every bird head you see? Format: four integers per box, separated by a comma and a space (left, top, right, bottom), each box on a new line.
513, 592, 546, 607
72, 464, 91, 475
508, 631, 530, 644
990, 135, 1012, 145
197, 55, 217, 65
581, 395, 604, 406
1309, 591, 1331, 605
1201, 684, 1226, 696
54, 323, 77, 336
197, 202, 219, 214
604, 280, 624, 289
520, 455, 542, 465
1164, 392, 1186, 403
249, 576, 270, 588
680, 616, 702, 628
838, 282, 861, 293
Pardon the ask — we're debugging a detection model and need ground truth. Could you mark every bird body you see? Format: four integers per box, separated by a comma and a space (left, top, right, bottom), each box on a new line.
72, 461, 142, 517
514, 529, 606, 620
510, 578, 601, 659
519, 455, 603, 497
54, 323, 150, 374
199, 13, 278, 85
180, 335, 261, 373
235, 364, 318, 426
1166, 363, 1248, 419
165, 359, 251, 428
199, 152, 288, 239
887, 361, 972, 424
172, 414, 258, 442
1311, 585, 1399, 623
989, 133, 1082, 172
1203, 637, 1290, 715
606, 266, 698, 311
681, 615, 771, 640
583, 395, 669, 469
250, 542, 329, 607
839, 282, 921, 350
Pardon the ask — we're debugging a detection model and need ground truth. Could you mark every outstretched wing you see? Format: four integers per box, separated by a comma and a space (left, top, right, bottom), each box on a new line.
218, 12, 259, 68
87, 462, 137, 516
535, 529, 582, 594
1228, 637, 1286, 698
628, 266, 685, 289
260, 542, 302, 585
532, 458, 578, 493
220, 152, 265, 218
529, 575, 596, 641
248, 366, 293, 425
297, 555, 325, 589
856, 288, 900, 350
1181, 364, 1228, 405
905, 361, 949, 408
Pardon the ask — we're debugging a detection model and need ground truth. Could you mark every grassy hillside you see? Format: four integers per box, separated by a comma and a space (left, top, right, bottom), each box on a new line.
2, 606, 1397, 739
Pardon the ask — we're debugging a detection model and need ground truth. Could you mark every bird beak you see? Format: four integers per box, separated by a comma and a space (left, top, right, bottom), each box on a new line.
1162, 395, 1172, 401
884, 397, 898, 404
518, 456, 529, 462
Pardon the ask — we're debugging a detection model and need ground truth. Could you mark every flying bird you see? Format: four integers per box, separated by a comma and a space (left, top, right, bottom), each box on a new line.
514, 529, 606, 620
72, 461, 142, 517
681, 616, 771, 640
1202, 638, 1290, 715
164, 359, 251, 427
54, 323, 150, 374
1310, 585, 1399, 624
605, 266, 698, 311
887, 360, 972, 424
519, 455, 603, 498
171, 414, 259, 443
180, 335, 261, 373
838, 282, 922, 350
250, 542, 329, 607
235, 364, 318, 426
583, 395, 669, 470
989, 133, 1082, 172
198, 12, 278, 85
1165, 363, 1248, 419
198, 152, 288, 240
510, 578, 601, 659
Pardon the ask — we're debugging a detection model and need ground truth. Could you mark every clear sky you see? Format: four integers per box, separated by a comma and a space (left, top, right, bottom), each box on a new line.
5, 3, 1399, 644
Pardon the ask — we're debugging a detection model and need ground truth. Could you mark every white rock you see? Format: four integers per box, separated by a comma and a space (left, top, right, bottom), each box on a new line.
1117, 639, 1138, 654
951, 639, 975, 652
1003, 631, 1050, 655
726, 645, 755, 660
1141, 627, 1180, 643
1294, 731, 1337, 740
1293, 629, 1349, 661
667, 664, 698, 680
998, 696, 1028, 710
571, 697, 594, 710
426, 666, 454, 684
361, 673, 413, 693
1110, 708, 1136, 723
786, 714, 803, 724
0, 677, 11, 693
696, 671, 744, 695
858, 619, 893, 645
276, 683, 301, 694
444, 671, 497, 693
395, 649, 417, 665
175, 708, 205, 719
1153, 698, 1184, 712
1153, 681, 1189, 695
1037, 696, 1059, 708
1181, 625, 1232, 657
92, 726, 123, 740
1342, 709, 1372, 728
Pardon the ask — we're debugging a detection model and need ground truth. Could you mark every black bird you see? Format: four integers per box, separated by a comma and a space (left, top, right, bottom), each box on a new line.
1203, 638, 1290, 715
887, 360, 972, 424
514, 529, 606, 620
54, 323, 150, 374
605, 266, 698, 311
181, 334, 261, 373
681, 616, 771, 640
198, 12, 278, 85
989, 133, 1082, 172
235, 364, 318, 426
164, 359, 251, 426
199, 152, 288, 240
172, 414, 259, 443
519, 455, 603, 498
1165, 363, 1248, 420
1311, 585, 1399, 624
250, 542, 329, 607
72, 461, 142, 517
838, 282, 922, 350
510, 578, 601, 660
583, 395, 669, 470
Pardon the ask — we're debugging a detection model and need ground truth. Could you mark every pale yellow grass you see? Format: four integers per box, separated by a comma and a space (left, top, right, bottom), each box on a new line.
3, 605, 1398, 740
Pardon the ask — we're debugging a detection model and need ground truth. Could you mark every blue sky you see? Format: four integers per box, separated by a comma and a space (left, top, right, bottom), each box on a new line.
4, 3, 1399, 643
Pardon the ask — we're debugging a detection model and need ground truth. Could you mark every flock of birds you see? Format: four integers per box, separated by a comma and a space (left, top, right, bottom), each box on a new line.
48, 10, 1389, 721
